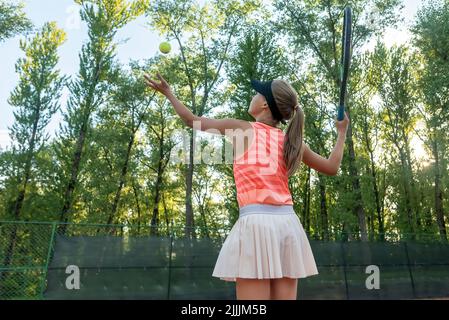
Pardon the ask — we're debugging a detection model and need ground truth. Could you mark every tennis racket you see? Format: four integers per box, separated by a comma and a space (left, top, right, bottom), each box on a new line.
337, 7, 353, 121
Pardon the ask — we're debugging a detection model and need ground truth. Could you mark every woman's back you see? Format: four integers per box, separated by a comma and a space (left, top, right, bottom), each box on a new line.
233, 121, 293, 208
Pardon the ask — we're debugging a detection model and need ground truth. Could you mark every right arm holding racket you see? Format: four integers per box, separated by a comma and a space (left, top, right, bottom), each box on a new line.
302, 113, 349, 176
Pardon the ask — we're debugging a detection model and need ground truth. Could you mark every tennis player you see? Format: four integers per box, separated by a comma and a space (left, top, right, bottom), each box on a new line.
144, 73, 349, 300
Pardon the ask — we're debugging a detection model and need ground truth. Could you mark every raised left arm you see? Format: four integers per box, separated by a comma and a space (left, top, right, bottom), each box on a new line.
144, 73, 250, 135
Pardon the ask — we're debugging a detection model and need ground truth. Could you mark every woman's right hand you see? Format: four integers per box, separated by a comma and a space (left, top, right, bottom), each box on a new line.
336, 112, 350, 136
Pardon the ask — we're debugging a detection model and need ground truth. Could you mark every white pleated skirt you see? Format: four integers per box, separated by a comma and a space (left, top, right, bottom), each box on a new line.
212, 204, 319, 282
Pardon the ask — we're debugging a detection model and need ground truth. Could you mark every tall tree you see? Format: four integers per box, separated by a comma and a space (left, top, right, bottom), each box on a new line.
0, 21, 65, 292
147, 0, 258, 237
411, 0, 449, 241
141, 61, 177, 235
7, 21, 66, 220
352, 52, 385, 240
102, 66, 156, 226
370, 43, 421, 238
56, 0, 147, 231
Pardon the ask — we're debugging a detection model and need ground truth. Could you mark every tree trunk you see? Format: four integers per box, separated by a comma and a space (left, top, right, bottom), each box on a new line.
59, 120, 88, 234
108, 134, 134, 226
346, 114, 368, 241
318, 175, 329, 241
364, 164, 375, 242
12, 105, 39, 222
185, 130, 195, 238
361, 113, 384, 241
132, 181, 141, 235
403, 134, 421, 230
380, 162, 387, 239
302, 166, 311, 234
432, 138, 447, 241
150, 167, 163, 236
150, 125, 169, 236
339, 182, 355, 242
59, 59, 102, 233
368, 147, 384, 241
199, 205, 210, 238
162, 192, 171, 235
397, 148, 415, 239
2, 108, 41, 289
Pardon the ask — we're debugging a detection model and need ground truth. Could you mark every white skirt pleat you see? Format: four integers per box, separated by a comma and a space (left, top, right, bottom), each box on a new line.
212, 206, 319, 282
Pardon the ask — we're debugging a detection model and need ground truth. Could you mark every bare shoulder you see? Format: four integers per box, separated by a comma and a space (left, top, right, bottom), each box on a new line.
231, 119, 253, 131
194, 116, 253, 136
224, 119, 253, 137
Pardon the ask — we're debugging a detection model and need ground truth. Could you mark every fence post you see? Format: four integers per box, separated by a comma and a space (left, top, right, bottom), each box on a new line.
166, 228, 174, 300
403, 241, 416, 299
340, 241, 349, 300
39, 221, 57, 299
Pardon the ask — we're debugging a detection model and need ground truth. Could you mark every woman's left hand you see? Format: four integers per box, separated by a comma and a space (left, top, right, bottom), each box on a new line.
144, 72, 172, 96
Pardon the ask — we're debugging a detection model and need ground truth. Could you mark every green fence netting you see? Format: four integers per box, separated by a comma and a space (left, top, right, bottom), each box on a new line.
1, 220, 448, 300
0, 221, 55, 299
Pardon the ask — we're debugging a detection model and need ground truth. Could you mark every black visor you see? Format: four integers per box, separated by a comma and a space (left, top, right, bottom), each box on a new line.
250, 79, 286, 125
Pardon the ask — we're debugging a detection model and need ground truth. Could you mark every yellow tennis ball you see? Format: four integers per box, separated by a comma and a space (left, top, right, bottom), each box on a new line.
159, 42, 171, 54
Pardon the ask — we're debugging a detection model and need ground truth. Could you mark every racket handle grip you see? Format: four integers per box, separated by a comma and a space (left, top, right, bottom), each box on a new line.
337, 105, 345, 121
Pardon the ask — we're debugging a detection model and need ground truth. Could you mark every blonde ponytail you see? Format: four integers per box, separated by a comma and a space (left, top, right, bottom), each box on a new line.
271, 80, 305, 177
283, 105, 305, 176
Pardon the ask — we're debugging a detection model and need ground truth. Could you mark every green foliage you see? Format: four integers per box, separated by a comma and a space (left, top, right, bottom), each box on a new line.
411, 0, 449, 130
1, 22, 66, 221
0, 0, 32, 42
226, 27, 290, 121
0, 0, 448, 245
273, 0, 403, 84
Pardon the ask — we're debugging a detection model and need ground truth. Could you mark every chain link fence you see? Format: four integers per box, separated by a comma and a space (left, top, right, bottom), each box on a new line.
0, 222, 55, 299
0, 220, 230, 299
1, 220, 448, 300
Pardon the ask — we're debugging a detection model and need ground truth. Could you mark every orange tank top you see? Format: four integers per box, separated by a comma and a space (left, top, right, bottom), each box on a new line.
233, 121, 293, 208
